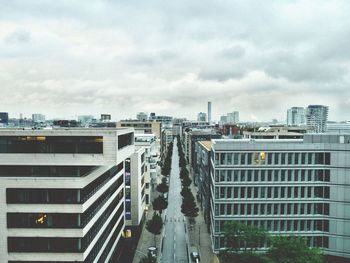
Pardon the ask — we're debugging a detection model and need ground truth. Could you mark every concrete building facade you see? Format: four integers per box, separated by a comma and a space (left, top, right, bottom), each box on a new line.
0, 128, 134, 263
209, 134, 350, 260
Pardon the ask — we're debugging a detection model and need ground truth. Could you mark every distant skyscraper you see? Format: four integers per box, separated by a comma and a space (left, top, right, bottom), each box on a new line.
287, 107, 306, 126
227, 111, 239, 123
32, 114, 45, 123
0, 112, 9, 125
207, 101, 212, 123
136, 112, 148, 121
197, 112, 207, 122
306, 105, 329, 133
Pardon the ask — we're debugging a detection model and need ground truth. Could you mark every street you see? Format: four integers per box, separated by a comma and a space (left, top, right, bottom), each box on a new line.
161, 138, 188, 263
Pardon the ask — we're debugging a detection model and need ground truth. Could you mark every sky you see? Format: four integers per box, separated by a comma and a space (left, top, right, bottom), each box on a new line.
0, 0, 350, 122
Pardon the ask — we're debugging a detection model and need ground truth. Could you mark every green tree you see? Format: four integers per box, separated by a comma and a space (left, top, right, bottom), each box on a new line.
180, 167, 189, 179
156, 182, 169, 194
180, 186, 192, 199
152, 195, 168, 215
146, 212, 163, 246
267, 236, 324, 263
181, 193, 199, 219
181, 175, 192, 187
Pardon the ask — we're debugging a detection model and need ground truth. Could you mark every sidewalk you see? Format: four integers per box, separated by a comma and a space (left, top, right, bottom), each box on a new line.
132, 174, 163, 263
187, 171, 216, 263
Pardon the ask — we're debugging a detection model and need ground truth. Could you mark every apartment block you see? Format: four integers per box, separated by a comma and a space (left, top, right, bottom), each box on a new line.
0, 128, 134, 263
117, 120, 161, 139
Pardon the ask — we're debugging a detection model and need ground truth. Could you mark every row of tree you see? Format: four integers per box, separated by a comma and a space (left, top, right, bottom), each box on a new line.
141, 140, 174, 262
161, 141, 173, 176
177, 136, 199, 223
220, 221, 324, 263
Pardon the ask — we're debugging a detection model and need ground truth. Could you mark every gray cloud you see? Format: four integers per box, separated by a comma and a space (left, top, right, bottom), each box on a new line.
0, 0, 350, 121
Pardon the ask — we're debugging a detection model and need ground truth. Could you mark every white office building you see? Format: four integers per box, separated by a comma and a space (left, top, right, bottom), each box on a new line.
227, 111, 239, 124
287, 107, 306, 126
197, 112, 207, 122
32, 114, 45, 123
0, 128, 134, 263
210, 134, 350, 260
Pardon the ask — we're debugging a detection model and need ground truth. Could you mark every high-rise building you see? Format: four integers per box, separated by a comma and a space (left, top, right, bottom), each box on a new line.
0, 112, 9, 125
208, 101, 212, 123
136, 112, 148, 121
204, 134, 350, 260
287, 107, 306, 126
306, 105, 328, 133
32, 113, 46, 123
197, 112, 207, 122
227, 111, 239, 124
0, 128, 134, 262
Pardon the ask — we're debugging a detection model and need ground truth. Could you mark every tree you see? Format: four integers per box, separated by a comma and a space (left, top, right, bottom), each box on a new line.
223, 221, 268, 252
181, 175, 192, 187
146, 212, 163, 246
181, 193, 199, 219
152, 195, 168, 215
180, 167, 189, 179
180, 186, 192, 199
156, 182, 169, 194
139, 254, 157, 263
267, 236, 324, 263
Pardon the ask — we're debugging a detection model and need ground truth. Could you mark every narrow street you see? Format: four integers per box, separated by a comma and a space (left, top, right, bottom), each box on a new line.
161, 138, 188, 263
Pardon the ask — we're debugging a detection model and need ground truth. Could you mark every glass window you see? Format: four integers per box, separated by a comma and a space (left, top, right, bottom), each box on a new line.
233, 153, 239, 165
274, 153, 280, 165
227, 153, 232, 165
241, 153, 246, 165
281, 153, 286, 165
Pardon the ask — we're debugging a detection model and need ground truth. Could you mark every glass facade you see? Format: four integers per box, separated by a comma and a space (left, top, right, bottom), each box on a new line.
0, 136, 103, 154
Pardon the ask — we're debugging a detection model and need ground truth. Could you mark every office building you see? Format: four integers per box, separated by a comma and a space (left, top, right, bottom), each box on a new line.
197, 112, 207, 122
209, 134, 350, 261
327, 122, 350, 133
306, 105, 329, 133
117, 120, 161, 139
136, 112, 148, 122
135, 134, 158, 196
208, 102, 212, 123
0, 112, 9, 125
125, 147, 147, 227
78, 115, 95, 125
100, 114, 111, 122
32, 114, 45, 123
227, 111, 239, 124
287, 107, 306, 126
0, 128, 134, 262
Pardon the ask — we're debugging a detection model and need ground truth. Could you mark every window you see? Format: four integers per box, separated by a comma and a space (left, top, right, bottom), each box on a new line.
118, 133, 133, 149
241, 153, 246, 165
281, 153, 286, 164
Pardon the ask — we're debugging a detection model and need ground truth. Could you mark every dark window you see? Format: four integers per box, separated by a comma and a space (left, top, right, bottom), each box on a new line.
118, 133, 133, 149
325, 153, 330, 165
0, 136, 103, 154
0, 166, 96, 177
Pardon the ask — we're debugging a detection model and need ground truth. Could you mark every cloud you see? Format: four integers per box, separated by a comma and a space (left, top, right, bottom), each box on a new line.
0, 0, 349, 121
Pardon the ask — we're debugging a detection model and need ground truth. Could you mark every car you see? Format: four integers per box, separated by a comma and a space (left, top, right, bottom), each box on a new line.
148, 246, 157, 258
190, 246, 200, 262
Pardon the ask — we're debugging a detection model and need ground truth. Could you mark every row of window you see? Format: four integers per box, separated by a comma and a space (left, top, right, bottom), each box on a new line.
7, 188, 124, 229
6, 164, 123, 204
214, 186, 330, 200
214, 202, 329, 217
0, 136, 103, 154
214, 219, 329, 233
214, 234, 329, 250
0, 165, 96, 177
8, 205, 124, 253
214, 152, 330, 166
214, 169, 330, 183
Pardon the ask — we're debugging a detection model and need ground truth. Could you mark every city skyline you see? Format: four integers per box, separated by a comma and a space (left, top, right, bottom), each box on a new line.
1, 1, 350, 121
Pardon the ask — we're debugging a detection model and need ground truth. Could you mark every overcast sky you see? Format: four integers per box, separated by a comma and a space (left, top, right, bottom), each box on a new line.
1, 0, 350, 122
